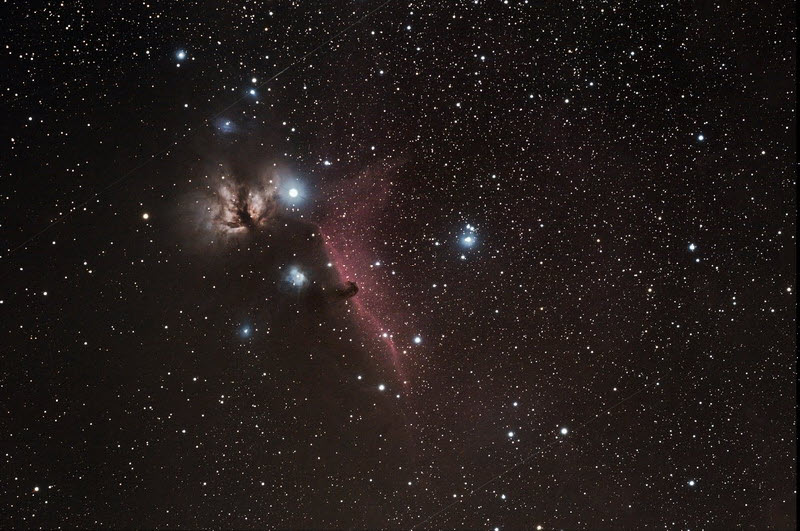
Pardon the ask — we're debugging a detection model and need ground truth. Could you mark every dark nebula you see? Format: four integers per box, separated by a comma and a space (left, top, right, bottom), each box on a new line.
1, 1, 795, 530
335, 281, 359, 299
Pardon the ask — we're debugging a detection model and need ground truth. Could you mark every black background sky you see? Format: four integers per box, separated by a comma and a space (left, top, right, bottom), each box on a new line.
1, 1, 796, 529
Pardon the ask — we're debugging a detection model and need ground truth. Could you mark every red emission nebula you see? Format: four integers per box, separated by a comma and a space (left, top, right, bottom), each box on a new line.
318, 165, 408, 378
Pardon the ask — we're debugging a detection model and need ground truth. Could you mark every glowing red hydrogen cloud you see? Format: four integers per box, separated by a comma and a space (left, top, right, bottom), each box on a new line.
318, 163, 408, 377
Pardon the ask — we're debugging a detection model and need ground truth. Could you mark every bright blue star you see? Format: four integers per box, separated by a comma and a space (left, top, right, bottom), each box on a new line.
176, 50, 187, 61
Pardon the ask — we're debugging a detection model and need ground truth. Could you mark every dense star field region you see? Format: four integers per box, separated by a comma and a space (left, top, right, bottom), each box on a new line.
1, 1, 796, 529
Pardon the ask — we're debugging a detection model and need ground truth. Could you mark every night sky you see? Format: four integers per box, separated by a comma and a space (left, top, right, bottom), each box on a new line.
1, 1, 796, 529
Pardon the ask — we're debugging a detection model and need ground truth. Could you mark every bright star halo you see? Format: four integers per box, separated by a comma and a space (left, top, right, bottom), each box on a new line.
279, 179, 306, 205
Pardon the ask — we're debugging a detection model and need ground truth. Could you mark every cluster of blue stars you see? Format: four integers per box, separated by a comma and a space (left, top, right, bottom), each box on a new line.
458, 224, 478, 260
460, 224, 477, 248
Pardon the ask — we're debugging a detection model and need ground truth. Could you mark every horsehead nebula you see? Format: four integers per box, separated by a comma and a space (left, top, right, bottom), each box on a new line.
182, 156, 410, 378
318, 161, 410, 378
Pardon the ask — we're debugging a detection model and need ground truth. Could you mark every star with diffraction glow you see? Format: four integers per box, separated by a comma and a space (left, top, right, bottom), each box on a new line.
279, 179, 305, 205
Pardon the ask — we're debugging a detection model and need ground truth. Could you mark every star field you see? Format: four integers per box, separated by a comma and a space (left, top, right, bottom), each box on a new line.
1, 1, 796, 529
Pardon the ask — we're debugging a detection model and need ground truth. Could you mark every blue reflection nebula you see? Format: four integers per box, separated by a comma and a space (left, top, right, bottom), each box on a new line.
213, 118, 237, 134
